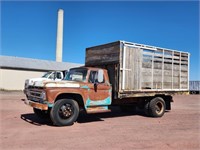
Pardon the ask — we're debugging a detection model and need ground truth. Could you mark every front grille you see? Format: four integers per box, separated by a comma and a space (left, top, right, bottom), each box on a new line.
30, 91, 41, 98
27, 90, 44, 103
28, 86, 43, 90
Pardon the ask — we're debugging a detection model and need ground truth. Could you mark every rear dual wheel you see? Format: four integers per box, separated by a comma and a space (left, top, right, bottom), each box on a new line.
144, 97, 166, 117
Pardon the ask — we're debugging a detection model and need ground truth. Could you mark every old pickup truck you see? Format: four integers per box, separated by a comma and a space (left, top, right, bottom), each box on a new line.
24, 70, 68, 93
23, 41, 190, 126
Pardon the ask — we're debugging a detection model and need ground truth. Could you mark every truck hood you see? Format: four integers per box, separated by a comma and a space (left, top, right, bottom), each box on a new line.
33, 80, 80, 88
27, 78, 51, 84
25, 78, 51, 86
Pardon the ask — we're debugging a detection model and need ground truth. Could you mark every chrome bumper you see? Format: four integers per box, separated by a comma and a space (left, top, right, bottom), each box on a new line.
24, 99, 48, 110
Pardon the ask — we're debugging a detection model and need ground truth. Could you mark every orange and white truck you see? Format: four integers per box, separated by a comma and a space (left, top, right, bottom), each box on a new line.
23, 41, 190, 126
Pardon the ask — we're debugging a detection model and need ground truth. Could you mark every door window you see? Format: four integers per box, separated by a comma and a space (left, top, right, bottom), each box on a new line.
56, 72, 62, 79
89, 71, 104, 83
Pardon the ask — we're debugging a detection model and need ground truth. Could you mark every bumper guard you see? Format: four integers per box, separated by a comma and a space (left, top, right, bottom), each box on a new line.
23, 99, 48, 110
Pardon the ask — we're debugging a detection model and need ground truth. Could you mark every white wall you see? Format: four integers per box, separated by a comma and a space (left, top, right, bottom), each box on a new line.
0, 69, 45, 90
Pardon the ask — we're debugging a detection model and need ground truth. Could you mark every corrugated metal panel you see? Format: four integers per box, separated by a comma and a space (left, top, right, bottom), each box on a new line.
189, 81, 200, 91
0, 55, 82, 71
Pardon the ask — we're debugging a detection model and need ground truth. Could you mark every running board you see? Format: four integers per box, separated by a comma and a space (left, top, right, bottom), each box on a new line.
86, 106, 111, 114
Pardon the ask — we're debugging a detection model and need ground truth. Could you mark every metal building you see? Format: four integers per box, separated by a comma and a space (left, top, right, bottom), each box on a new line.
0, 55, 82, 90
189, 81, 200, 94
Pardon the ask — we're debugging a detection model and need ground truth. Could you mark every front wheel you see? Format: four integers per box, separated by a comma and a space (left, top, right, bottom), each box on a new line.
50, 99, 79, 126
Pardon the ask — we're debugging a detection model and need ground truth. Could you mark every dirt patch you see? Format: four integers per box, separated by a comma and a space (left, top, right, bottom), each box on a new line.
0, 92, 200, 150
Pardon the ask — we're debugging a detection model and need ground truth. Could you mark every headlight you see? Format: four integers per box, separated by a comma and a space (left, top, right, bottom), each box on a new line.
25, 79, 29, 88
40, 91, 46, 100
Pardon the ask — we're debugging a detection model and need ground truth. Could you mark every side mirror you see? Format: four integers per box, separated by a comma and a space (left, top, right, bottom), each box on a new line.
98, 69, 104, 83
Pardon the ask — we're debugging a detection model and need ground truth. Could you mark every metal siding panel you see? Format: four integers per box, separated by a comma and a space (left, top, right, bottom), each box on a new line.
0, 56, 82, 71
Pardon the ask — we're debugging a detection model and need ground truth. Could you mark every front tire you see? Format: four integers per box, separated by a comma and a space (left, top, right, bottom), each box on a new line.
50, 99, 79, 126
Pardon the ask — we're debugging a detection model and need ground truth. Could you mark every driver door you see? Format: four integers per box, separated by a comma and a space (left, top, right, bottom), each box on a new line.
87, 70, 111, 107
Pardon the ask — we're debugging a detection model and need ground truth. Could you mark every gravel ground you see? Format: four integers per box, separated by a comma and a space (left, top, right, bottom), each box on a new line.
0, 91, 200, 150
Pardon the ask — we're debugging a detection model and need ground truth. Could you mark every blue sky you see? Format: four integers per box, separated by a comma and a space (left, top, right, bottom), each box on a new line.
1, 1, 199, 80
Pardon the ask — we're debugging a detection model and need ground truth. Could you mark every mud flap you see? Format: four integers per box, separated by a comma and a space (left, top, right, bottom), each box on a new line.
165, 100, 171, 110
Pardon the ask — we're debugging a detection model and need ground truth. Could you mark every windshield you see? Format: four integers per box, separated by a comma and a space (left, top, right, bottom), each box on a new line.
64, 68, 88, 82
42, 72, 52, 78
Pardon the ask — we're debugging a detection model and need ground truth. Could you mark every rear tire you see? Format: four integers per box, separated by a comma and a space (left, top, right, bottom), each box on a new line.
50, 99, 79, 126
149, 97, 166, 117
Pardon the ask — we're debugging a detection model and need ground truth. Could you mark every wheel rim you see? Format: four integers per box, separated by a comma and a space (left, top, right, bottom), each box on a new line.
155, 101, 164, 115
59, 103, 74, 119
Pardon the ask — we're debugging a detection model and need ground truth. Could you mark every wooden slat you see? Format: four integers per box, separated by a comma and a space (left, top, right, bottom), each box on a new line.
86, 44, 120, 66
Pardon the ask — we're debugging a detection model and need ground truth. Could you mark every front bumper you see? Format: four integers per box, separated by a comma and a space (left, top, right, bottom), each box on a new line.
24, 99, 48, 110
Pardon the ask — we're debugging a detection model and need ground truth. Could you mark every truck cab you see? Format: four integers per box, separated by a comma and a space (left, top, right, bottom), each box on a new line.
24, 67, 112, 126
